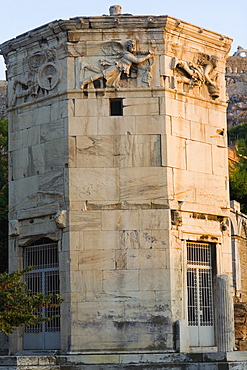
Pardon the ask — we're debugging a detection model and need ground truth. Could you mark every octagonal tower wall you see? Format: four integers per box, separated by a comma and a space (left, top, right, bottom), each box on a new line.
0, 10, 233, 354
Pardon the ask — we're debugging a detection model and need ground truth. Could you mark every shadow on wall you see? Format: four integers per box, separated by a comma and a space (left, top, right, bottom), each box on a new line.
0, 331, 9, 355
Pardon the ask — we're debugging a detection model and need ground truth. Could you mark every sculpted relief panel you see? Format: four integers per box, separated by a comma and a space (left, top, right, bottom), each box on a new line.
170, 53, 220, 99
80, 40, 155, 89
9, 40, 220, 105
11, 49, 62, 106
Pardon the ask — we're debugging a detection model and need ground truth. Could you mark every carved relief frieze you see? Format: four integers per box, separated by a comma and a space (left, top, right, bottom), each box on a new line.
171, 53, 220, 99
80, 40, 155, 89
65, 42, 86, 57
38, 62, 62, 91
11, 48, 62, 106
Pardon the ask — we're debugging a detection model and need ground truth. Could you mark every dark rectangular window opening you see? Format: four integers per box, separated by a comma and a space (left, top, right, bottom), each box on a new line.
110, 98, 123, 116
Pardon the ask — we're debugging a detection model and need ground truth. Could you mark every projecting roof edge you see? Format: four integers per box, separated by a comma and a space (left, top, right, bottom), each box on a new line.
0, 15, 232, 56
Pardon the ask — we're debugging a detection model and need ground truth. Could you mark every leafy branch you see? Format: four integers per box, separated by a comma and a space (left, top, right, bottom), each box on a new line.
0, 267, 63, 335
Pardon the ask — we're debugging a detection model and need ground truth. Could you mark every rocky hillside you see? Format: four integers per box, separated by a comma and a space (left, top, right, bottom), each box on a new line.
226, 49, 247, 127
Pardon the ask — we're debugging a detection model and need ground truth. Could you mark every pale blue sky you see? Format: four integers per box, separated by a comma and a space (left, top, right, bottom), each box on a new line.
0, 0, 246, 80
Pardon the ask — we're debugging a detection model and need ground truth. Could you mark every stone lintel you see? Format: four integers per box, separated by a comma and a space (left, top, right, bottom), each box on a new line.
17, 230, 61, 246
16, 203, 60, 221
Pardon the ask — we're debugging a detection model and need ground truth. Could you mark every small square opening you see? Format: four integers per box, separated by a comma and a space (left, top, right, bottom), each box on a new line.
110, 98, 123, 116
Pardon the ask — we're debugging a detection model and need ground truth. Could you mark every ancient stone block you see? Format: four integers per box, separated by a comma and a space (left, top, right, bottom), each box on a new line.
76, 135, 114, 168
161, 134, 186, 169
97, 116, 136, 136
135, 116, 164, 135
75, 98, 109, 117
84, 230, 119, 250
40, 119, 65, 143
171, 117, 191, 140
68, 116, 98, 136
70, 211, 102, 231
127, 249, 167, 270
78, 250, 115, 271
123, 97, 159, 116
139, 268, 170, 291
69, 168, 119, 201
102, 270, 139, 293
102, 210, 140, 231
9, 219, 19, 236
186, 141, 212, 174
120, 167, 167, 201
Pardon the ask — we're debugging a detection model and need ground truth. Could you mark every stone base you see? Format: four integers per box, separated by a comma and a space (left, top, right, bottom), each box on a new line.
1, 352, 247, 369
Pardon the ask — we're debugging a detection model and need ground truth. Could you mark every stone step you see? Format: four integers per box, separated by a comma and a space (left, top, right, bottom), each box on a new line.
0, 352, 247, 369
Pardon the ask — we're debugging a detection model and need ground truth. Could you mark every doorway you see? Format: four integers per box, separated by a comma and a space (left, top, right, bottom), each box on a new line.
186, 242, 215, 347
23, 238, 61, 350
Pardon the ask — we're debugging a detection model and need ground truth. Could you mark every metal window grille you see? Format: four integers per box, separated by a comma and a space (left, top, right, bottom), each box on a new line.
199, 269, 213, 326
187, 242, 214, 327
187, 268, 198, 326
24, 242, 59, 269
24, 272, 42, 333
45, 271, 60, 332
24, 241, 60, 333
187, 242, 211, 266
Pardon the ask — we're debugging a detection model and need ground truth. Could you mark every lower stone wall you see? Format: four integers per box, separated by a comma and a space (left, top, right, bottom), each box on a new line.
1, 353, 247, 369
234, 302, 247, 350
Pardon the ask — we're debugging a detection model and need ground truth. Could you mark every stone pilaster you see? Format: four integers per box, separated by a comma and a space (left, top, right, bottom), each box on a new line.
216, 274, 235, 352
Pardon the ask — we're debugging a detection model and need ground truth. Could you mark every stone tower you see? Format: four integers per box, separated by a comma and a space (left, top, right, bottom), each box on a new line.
1, 6, 233, 357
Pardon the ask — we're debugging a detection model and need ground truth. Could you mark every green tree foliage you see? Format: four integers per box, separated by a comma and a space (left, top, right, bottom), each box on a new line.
228, 122, 247, 145
228, 123, 247, 214
0, 118, 8, 272
0, 267, 63, 335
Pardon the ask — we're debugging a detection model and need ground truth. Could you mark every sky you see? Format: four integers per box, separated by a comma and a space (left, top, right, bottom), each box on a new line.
0, 0, 246, 80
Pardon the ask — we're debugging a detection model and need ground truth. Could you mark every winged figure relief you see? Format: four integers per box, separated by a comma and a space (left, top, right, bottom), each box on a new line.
80, 40, 155, 89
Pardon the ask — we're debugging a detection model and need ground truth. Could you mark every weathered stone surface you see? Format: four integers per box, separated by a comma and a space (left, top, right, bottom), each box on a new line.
69, 211, 102, 231
186, 141, 212, 174
69, 168, 119, 201
2, 352, 247, 369
76, 135, 114, 168
78, 249, 115, 271
74, 98, 109, 117
102, 210, 140, 231
217, 275, 235, 352
120, 167, 167, 201
123, 97, 159, 116
102, 270, 139, 293
9, 219, 20, 236
162, 134, 186, 169
115, 134, 162, 167
1, 6, 233, 357
97, 116, 136, 135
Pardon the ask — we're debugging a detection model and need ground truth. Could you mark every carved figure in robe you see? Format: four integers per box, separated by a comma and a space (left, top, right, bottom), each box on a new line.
80, 40, 154, 89
173, 53, 220, 98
